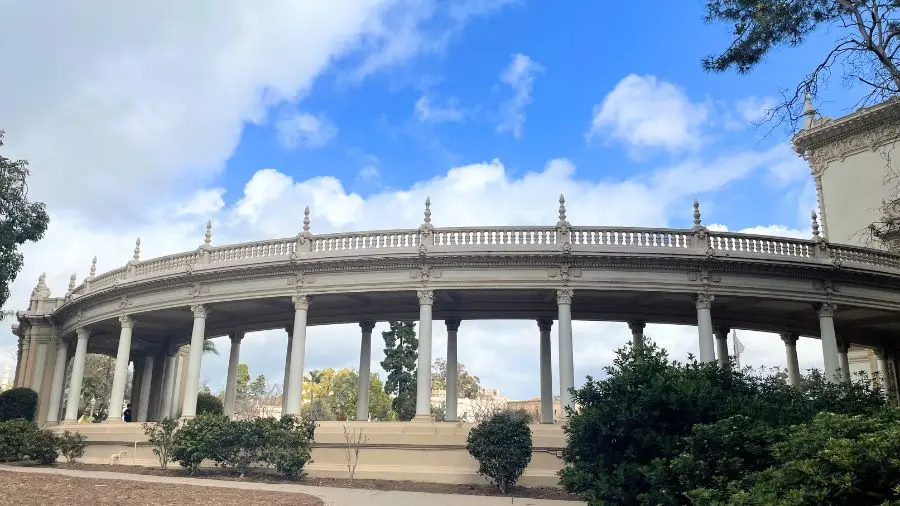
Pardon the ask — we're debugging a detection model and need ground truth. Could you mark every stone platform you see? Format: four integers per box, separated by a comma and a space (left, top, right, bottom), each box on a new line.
54, 421, 567, 487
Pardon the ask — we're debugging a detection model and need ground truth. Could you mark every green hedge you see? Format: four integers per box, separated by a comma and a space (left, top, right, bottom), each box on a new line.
467, 411, 533, 493
196, 392, 224, 416
0, 420, 59, 464
0, 387, 38, 421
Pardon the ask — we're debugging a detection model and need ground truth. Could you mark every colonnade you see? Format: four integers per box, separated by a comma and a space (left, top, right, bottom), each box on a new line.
45, 290, 894, 425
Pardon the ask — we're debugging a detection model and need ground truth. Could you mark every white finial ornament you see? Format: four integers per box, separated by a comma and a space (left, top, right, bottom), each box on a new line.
558, 194, 567, 223
692, 198, 702, 228
67, 274, 76, 292
133, 237, 141, 262
811, 211, 821, 239
89, 256, 97, 277
303, 206, 311, 233
803, 84, 817, 129
424, 197, 432, 225
204, 220, 212, 247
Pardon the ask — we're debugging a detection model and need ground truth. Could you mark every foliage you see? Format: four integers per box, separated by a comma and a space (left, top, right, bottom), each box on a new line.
431, 402, 446, 422
142, 417, 179, 469
0, 387, 37, 421
68, 353, 133, 422
0, 420, 57, 464
27, 427, 59, 465
171, 414, 231, 474
326, 368, 358, 421
380, 321, 418, 421
466, 411, 533, 494
56, 431, 86, 464
703, 0, 900, 127
202, 339, 218, 355
232, 365, 280, 420
196, 392, 224, 416
559, 340, 888, 505
0, 130, 50, 310
342, 425, 368, 485
270, 415, 317, 480
367, 374, 393, 421
431, 358, 482, 399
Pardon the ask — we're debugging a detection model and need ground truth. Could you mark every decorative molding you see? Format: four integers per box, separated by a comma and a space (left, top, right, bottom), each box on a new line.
627, 320, 645, 334
292, 294, 310, 311
359, 320, 377, 333
713, 325, 730, 339
190, 304, 207, 318
780, 332, 799, 346
118, 315, 134, 329
417, 289, 434, 306
695, 293, 714, 309
817, 302, 838, 318
444, 318, 461, 333
793, 97, 900, 157
536, 318, 553, 332
556, 288, 574, 305
229, 331, 244, 343
188, 283, 203, 298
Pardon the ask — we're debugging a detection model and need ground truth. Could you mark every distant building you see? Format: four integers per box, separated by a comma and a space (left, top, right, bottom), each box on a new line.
506, 396, 562, 423
430, 388, 509, 422
0, 364, 11, 391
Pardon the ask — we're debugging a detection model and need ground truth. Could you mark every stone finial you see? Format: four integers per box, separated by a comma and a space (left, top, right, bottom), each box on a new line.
89, 256, 97, 277
423, 197, 432, 225
692, 198, 702, 228
67, 274, 76, 293
803, 84, 817, 129
303, 206, 311, 233
133, 237, 141, 262
558, 194, 567, 222
31, 273, 50, 300
204, 220, 212, 247
811, 211, 821, 239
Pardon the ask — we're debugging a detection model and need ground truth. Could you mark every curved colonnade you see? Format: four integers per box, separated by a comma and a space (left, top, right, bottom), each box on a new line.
11, 197, 900, 426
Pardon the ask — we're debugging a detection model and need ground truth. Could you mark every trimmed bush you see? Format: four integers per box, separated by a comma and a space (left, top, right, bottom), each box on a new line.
27, 428, 59, 465
467, 411, 533, 493
171, 414, 230, 474
272, 415, 317, 480
0, 387, 38, 421
57, 431, 87, 463
196, 392, 224, 416
143, 417, 179, 469
0, 420, 59, 464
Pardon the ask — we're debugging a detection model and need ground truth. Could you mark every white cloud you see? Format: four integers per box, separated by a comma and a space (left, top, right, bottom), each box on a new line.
414, 95, 466, 123
358, 165, 381, 180
735, 96, 776, 124
587, 74, 709, 154
275, 112, 338, 149
496, 53, 543, 138
175, 188, 226, 217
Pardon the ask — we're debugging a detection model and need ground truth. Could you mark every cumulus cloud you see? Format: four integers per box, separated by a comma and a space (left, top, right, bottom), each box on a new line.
587, 74, 709, 154
496, 53, 543, 138
275, 112, 338, 149
414, 95, 466, 123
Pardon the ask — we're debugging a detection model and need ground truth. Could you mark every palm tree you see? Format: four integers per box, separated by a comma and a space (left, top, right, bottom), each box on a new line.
202, 340, 218, 355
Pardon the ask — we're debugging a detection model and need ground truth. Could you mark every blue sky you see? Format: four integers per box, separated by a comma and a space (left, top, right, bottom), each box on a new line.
0, 1, 864, 399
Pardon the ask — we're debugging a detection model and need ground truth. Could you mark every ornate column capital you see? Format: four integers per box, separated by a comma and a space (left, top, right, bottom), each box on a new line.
695, 293, 714, 310
118, 315, 134, 329
75, 327, 91, 340
229, 331, 244, 344
417, 289, 434, 306
779, 332, 799, 346
556, 288, 574, 305
627, 320, 645, 334
292, 294, 310, 311
190, 304, 207, 318
816, 302, 837, 318
444, 319, 461, 333
359, 320, 377, 333
713, 325, 730, 340
537, 318, 553, 332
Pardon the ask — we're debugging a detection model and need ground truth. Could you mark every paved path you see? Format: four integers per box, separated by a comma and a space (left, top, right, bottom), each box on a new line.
0, 465, 583, 506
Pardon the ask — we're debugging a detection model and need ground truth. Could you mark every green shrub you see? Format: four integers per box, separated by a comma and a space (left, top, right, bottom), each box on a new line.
196, 393, 224, 416
467, 411, 533, 493
219, 417, 281, 477
57, 431, 86, 464
27, 428, 59, 465
0, 387, 38, 421
272, 415, 317, 480
0, 419, 36, 461
171, 414, 230, 474
143, 417, 179, 469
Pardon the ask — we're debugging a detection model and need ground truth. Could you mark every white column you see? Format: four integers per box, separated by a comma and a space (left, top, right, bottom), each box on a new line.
29, 341, 48, 393
285, 295, 309, 416
837, 339, 851, 383
46, 339, 70, 423
170, 355, 184, 418
875, 348, 890, 395
137, 356, 154, 422
557, 289, 575, 417
627, 320, 645, 351
180, 305, 208, 418
281, 326, 293, 415
780, 332, 802, 388
414, 289, 434, 421
160, 353, 177, 419
537, 318, 553, 424
817, 303, 841, 383
714, 326, 730, 368
223, 332, 243, 419
445, 319, 460, 422
356, 321, 376, 421
695, 294, 715, 362
106, 316, 134, 422
64, 329, 90, 422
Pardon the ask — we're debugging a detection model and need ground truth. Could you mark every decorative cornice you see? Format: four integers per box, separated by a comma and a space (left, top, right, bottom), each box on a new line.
793, 97, 900, 156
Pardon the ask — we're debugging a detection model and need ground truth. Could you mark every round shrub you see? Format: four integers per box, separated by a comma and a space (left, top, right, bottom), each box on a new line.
27, 428, 59, 465
466, 411, 533, 493
196, 392, 224, 416
0, 387, 38, 421
0, 419, 37, 461
57, 431, 87, 463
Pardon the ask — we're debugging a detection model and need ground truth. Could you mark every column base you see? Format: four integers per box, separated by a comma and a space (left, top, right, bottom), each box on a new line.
411, 413, 434, 423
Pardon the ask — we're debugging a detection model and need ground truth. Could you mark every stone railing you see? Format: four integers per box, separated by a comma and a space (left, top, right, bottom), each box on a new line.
66, 224, 900, 298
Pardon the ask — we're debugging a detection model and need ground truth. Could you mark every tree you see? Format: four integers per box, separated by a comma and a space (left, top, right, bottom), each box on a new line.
202, 340, 218, 355
0, 131, 50, 310
703, 1, 900, 127
64, 354, 134, 422
326, 368, 359, 421
380, 321, 418, 421
368, 373, 393, 420
431, 358, 482, 399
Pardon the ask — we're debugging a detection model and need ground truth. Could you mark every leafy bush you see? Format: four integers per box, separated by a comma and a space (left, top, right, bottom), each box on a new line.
27, 428, 59, 465
271, 415, 317, 480
196, 393, 224, 416
0, 420, 58, 464
0, 387, 38, 421
171, 414, 231, 474
467, 411, 533, 493
559, 340, 888, 505
143, 417, 179, 469
57, 431, 87, 463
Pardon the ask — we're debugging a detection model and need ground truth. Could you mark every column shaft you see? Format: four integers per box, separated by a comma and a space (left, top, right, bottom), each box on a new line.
180, 306, 207, 418
696, 294, 715, 362
223, 333, 243, 418
170, 355, 184, 418
137, 356, 154, 422
285, 296, 309, 416
781, 333, 802, 388
107, 316, 134, 422
445, 319, 461, 422
837, 340, 851, 383
557, 289, 575, 417
414, 290, 434, 421
714, 326, 730, 368
46, 339, 70, 423
817, 303, 841, 383
356, 321, 375, 421
160, 353, 177, 419
876, 349, 890, 395
64, 330, 90, 422
627, 320, 645, 351
281, 329, 293, 415
29, 342, 48, 393
538, 319, 553, 424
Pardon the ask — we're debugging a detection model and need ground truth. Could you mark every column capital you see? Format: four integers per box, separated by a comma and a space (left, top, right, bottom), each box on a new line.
417, 289, 434, 306
190, 304, 207, 318
537, 318, 553, 332
359, 320, 377, 333
780, 332, 799, 346
292, 294, 310, 311
229, 331, 244, 344
118, 315, 134, 328
695, 293, 714, 310
556, 288, 574, 305
713, 325, 730, 340
627, 320, 645, 334
816, 302, 837, 318
444, 319, 461, 332
75, 327, 91, 340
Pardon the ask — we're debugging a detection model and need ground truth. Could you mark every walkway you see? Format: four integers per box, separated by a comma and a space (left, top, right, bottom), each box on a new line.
0, 465, 583, 506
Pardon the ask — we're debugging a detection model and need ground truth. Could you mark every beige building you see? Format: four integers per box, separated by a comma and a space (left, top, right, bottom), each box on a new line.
507, 396, 562, 423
